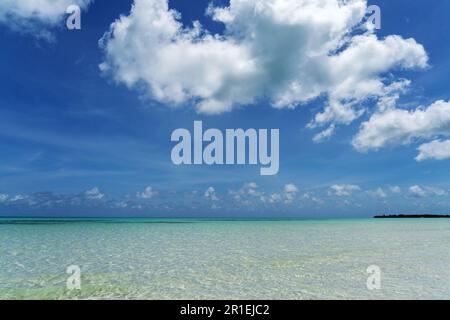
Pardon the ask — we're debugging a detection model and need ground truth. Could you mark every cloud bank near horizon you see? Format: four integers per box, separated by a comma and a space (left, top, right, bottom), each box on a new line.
1, 182, 449, 216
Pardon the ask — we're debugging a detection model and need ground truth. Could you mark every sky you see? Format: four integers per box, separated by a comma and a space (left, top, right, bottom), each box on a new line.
1, 0, 450, 217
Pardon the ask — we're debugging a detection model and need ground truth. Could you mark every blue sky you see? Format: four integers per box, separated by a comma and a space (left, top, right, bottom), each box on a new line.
1, 0, 450, 217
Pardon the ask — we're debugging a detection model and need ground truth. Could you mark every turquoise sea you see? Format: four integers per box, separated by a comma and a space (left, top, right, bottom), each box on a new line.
0, 218, 449, 300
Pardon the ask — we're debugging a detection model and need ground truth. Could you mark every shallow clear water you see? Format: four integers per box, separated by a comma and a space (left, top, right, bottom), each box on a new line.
0, 218, 449, 300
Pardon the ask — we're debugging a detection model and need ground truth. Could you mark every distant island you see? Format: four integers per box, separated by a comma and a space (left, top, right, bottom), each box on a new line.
374, 214, 450, 218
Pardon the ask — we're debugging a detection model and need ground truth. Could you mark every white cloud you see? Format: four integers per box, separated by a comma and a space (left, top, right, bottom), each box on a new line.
267, 184, 299, 204
85, 187, 105, 200
0, 194, 9, 203
5, 194, 35, 206
100, 0, 427, 128
0, 0, 92, 37
244, 182, 260, 196
9, 194, 27, 202
301, 192, 323, 205
268, 193, 282, 204
427, 187, 447, 197
353, 100, 450, 152
416, 139, 450, 162
114, 201, 128, 208
409, 185, 426, 198
283, 183, 299, 203
389, 186, 402, 194
229, 182, 265, 204
204, 187, 219, 201
329, 184, 361, 196
313, 125, 335, 143
283, 184, 299, 194
368, 187, 387, 198
408, 185, 447, 198
136, 186, 157, 199
230, 182, 298, 205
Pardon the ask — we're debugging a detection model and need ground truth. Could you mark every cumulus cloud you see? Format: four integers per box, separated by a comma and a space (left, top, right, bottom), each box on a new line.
266, 193, 280, 204
409, 185, 447, 198
283, 183, 299, 203
329, 184, 361, 196
0, 0, 92, 38
267, 183, 299, 204
284, 184, 299, 194
84, 187, 105, 200
416, 140, 450, 162
368, 187, 387, 199
229, 182, 299, 205
409, 185, 426, 198
353, 100, 450, 152
204, 187, 219, 201
301, 192, 323, 205
230, 182, 263, 202
100, 0, 427, 131
389, 186, 402, 194
0, 194, 9, 203
136, 186, 157, 199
